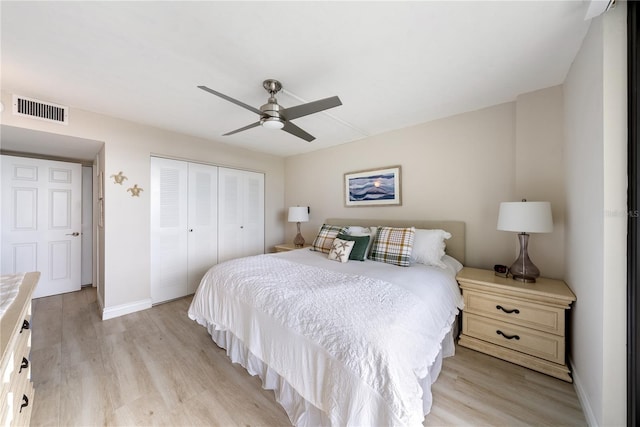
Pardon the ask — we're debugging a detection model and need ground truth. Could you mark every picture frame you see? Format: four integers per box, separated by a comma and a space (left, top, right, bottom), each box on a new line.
344, 166, 401, 207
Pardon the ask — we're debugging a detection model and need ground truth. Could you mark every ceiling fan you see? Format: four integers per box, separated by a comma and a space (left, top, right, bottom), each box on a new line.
198, 79, 342, 142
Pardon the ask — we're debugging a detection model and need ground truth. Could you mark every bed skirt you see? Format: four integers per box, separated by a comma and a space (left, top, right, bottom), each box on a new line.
205, 321, 456, 426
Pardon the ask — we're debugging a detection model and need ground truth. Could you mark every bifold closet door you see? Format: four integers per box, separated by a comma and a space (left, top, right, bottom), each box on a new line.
218, 167, 264, 263
150, 157, 218, 304
151, 157, 188, 303
186, 162, 218, 294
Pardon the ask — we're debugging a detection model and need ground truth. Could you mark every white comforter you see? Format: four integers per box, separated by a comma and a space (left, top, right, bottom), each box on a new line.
188, 249, 463, 426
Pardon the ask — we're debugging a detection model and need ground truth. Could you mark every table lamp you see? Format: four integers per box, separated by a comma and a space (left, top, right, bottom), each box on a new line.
288, 206, 309, 248
497, 200, 553, 283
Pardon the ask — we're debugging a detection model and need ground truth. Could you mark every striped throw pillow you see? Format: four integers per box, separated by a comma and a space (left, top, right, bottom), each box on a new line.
368, 226, 416, 267
311, 224, 347, 254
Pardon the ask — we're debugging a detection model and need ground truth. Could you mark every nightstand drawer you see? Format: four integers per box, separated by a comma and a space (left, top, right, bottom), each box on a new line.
463, 313, 565, 364
464, 290, 565, 335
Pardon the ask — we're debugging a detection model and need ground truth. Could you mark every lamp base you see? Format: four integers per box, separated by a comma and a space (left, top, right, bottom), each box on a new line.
508, 233, 540, 283
293, 222, 305, 248
510, 273, 538, 283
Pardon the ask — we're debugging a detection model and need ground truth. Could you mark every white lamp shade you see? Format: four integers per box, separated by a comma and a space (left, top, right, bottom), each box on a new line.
288, 206, 309, 223
497, 201, 553, 233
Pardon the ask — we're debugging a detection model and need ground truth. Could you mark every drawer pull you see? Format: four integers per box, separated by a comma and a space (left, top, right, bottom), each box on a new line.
20, 319, 30, 333
496, 305, 520, 314
496, 330, 520, 340
20, 394, 29, 412
19, 357, 29, 373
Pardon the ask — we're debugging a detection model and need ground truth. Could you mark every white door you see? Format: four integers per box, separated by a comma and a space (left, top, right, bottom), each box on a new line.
1, 155, 82, 298
150, 157, 188, 303
150, 158, 218, 303
186, 162, 218, 294
242, 170, 265, 256
218, 168, 264, 263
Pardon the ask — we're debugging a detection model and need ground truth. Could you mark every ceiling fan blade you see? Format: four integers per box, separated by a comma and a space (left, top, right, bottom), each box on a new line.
283, 96, 342, 121
282, 121, 315, 142
223, 121, 261, 136
198, 85, 262, 115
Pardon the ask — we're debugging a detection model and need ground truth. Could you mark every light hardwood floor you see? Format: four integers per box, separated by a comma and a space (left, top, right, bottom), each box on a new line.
29, 287, 586, 426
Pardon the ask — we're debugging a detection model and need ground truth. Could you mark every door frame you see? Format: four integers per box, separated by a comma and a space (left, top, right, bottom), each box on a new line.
628, 2, 639, 425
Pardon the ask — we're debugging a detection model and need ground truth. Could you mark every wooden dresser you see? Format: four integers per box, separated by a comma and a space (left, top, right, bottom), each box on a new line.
457, 267, 576, 382
1, 272, 39, 426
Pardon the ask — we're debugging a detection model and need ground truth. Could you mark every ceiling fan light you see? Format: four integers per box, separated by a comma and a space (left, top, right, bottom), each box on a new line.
261, 117, 284, 130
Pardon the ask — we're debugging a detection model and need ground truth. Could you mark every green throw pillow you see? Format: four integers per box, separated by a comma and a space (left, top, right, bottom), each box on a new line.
336, 233, 370, 261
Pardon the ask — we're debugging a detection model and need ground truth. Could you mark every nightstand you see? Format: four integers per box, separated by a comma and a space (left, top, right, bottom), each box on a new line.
274, 243, 310, 252
456, 267, 576, 382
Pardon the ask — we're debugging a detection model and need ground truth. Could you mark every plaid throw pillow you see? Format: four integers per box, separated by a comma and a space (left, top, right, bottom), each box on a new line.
311, 224, 347, 254
368, 226, 416, 267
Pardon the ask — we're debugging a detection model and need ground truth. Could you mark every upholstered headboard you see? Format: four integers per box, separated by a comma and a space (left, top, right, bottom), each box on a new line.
325, 218, 466, 265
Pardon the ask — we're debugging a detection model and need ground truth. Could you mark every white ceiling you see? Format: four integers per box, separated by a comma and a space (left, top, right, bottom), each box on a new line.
0, 1, 592, 158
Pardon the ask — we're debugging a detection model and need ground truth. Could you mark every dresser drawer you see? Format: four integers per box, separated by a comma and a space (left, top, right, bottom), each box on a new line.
0, 385, 9, 426
12, 380, 34, 426
463, 290, 565, 335
10, 354, 31, 388
13, 328, 31, 378
462, 312, 565, 364
2, 386, 34, 427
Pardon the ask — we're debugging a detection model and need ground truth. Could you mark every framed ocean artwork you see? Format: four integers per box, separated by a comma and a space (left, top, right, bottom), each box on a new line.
344, 166, 401, 207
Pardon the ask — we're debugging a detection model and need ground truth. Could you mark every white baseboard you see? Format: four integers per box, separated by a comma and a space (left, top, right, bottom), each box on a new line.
570, 357, 598, 427
102, 298, 152, 320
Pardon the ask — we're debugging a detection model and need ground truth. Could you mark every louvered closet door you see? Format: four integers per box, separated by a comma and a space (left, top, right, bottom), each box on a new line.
218, 168, 264, 263
150, 158, 219, 303
241, 170, 265, 256
150, 157, 188, 303
186, 162, 218, 294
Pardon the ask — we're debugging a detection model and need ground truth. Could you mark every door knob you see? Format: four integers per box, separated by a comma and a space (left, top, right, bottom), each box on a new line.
65, 232, 80, 236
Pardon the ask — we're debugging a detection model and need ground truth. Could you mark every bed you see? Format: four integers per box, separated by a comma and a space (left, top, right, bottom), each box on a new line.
188, 218, 465, 426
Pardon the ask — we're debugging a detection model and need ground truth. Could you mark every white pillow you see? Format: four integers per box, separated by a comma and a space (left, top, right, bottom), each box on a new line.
346, 226, 371, 235
410, 229, 451, 268
328, 238, 355, 263
346, 226, 377, 257
441, 254, 464, 273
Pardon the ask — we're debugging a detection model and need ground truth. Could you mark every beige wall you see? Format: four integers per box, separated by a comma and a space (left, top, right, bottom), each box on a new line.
563, 2, 627, 426
285, 89, 565, 277
515, 86, 565, 279
0, 90, 286, 316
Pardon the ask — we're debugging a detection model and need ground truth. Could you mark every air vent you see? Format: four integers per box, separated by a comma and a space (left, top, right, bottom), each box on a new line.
12, 94, 68, 125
